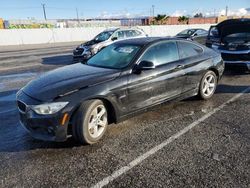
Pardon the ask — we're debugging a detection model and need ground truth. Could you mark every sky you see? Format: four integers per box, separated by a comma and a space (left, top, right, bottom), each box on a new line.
0, 0, 249, 20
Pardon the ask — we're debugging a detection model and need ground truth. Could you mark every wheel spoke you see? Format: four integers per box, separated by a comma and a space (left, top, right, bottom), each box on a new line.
205, 79, 209, 85
93, 125, 98, 135
203, 87, 207, 93
207, 87, 211, 94
98, 119, 107, 127
208, 76, 213, 83
91, 108, 98, 117
98, 108, 106, 117
209, 83, 215, 88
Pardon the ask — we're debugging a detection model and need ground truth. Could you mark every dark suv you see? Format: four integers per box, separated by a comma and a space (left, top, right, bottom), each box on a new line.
206, 19, 250, 70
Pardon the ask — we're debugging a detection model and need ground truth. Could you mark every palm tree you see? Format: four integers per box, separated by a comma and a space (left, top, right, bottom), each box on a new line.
153, 14, 169, 25
178, 16, 189, 24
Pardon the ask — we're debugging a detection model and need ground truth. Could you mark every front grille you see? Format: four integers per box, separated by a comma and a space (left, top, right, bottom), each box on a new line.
73, 48, 84, 56
221, 53, 250, 61
17, 100, 26, 113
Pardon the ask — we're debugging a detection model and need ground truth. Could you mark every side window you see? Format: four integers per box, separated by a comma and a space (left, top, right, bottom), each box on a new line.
113, 31, 126, 39
140, 41, 179, 66
124, 30, 142, 38
125, 30, 135, 38
133, 30, 142, 36
178, 41, 203, 59
196, 29, 208, 35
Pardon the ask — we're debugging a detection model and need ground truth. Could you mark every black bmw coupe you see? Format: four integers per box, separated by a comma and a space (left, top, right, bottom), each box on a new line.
17, 37, 224, 144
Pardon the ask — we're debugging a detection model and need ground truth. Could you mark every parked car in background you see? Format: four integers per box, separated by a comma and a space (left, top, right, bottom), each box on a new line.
17, 37, 224, 145
73, 27, 147, 63
206, 19, 250, 71
175, 28, 208, 45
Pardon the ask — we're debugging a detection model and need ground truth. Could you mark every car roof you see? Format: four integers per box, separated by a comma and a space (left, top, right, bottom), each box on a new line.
104, 27, 120, 32
114, 37, 187, 46
103, 27, 143, 32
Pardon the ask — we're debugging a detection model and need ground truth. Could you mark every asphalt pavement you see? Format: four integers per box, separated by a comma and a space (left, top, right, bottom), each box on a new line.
0, 46, 249, 188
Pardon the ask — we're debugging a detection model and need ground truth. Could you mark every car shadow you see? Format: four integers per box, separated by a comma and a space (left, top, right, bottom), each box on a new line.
41, 54, 74, 66
216, 84, 250, 94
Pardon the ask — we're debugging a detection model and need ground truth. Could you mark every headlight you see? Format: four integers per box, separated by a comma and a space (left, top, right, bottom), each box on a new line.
91, 47, 99, 54
31, 102, 68, 115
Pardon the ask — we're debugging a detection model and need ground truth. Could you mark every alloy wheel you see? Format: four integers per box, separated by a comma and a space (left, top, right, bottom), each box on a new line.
202, 74, 216, 97
88, 105, 107, 139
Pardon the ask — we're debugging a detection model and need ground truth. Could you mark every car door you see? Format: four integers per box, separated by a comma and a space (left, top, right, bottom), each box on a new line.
127, 41, 186, 112
112, 30, 126, 41
193, 29, 208, 45
177, 41, 208, 93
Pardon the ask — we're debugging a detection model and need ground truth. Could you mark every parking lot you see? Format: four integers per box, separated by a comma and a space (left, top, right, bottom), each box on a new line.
0, 45, 250, 187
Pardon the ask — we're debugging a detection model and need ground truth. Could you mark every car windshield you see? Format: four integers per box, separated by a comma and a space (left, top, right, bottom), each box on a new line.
177, 29, 196, 36
94, 31, 114, 42
223, 33, 250, 43
87, 43, 141, 69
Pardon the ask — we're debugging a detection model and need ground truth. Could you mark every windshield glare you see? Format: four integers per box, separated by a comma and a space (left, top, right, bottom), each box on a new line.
87, 44, 141, 69
94, 31, 114, 42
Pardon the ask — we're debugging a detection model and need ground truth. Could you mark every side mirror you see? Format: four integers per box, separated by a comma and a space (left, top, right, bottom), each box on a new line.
111, 37, 118, 41
211, 30, 219, 37
193, 33, 198, 36
134, 61, 155, 73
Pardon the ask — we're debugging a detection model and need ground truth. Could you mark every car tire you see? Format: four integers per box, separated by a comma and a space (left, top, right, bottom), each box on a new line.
73, 100, 108, 145
198, 71, 217, 100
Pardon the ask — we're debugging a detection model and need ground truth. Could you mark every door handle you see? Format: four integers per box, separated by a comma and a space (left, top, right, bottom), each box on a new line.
175, 65, 184, 69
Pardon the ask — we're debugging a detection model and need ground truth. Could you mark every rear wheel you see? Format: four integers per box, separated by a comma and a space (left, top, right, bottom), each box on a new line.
73, 100, 108, 144
198, 71, 217, 100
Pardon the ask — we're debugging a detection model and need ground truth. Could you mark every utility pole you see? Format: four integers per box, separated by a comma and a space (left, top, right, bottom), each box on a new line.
225, 6, 228, 16
152, 5, 155, 18
76, 8, 80, 25
42, 4, 47, 20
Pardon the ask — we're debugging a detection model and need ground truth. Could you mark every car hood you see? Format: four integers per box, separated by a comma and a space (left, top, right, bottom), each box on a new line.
217, 19, 250, 39
22, 63, 121, 101
82, 39, 101, 46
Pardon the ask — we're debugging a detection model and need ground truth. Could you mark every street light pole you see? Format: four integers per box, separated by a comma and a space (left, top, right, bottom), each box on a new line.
76, 8, 80, 25
152, 5, 155, 18
42, 4, 47, 20
226, 6, 228, 17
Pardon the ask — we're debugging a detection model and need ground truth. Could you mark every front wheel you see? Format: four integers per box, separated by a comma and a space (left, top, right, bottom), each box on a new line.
198, 71, 217, 100
73, 100, 108, 145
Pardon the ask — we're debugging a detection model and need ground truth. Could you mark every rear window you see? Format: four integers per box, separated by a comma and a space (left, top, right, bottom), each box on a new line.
178, 41, 203, 59
125, 30, 142, 37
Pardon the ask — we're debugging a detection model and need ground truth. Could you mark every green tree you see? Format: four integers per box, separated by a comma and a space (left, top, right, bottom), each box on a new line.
153, 14, 169, 25
178, 16, 189, 24
194, 13, 203, 18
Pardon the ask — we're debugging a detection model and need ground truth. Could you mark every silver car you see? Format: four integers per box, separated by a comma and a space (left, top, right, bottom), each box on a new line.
73, 27, 147, 63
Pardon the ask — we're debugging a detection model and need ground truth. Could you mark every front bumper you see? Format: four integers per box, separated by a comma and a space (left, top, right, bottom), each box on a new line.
224, 61, 250, 71
73, 54, 91, 63
212, 46, 250, 70
17, 91, 70, 142
73, 49, 92, 63
19, 110, 69, 142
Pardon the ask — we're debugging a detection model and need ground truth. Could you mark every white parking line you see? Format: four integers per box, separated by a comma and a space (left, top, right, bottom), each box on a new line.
91, 86, 250, 188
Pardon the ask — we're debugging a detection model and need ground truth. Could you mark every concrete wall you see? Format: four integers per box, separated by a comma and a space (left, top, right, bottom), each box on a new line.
0, 24, 212, 46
